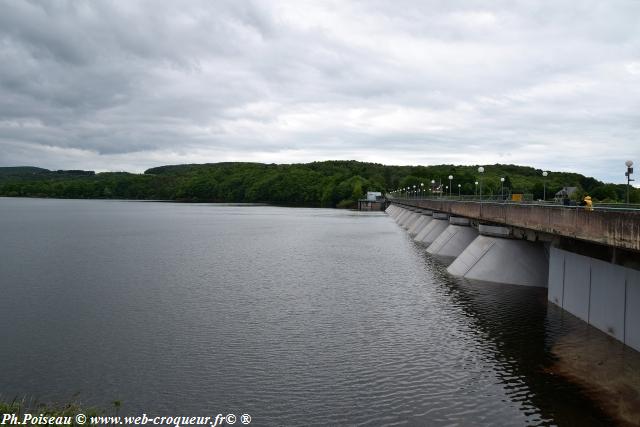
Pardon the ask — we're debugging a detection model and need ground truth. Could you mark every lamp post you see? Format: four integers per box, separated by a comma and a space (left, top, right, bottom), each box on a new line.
420, 182, 424, 199
448, 175, 453, 198
542, 171, 548, 201
431, 179, 435, 197
500, 177, 505, 201
413, 184, 417, 200
458, 183, 461, 198
475, 181, 478, 197
625, 160, 634, 204
478, 167, 484, 202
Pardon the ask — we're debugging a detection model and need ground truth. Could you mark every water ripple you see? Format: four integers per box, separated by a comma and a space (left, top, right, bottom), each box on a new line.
0, 200, 627, 426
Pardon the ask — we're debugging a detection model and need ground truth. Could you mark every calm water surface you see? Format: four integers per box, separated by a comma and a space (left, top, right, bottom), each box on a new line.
0, 198, 622, 425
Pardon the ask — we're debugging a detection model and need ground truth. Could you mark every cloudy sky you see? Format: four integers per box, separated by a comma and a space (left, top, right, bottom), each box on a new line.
0, 1, 639, 183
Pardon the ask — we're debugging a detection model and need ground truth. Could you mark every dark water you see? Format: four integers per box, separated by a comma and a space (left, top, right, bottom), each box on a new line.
0, 198, 623, 426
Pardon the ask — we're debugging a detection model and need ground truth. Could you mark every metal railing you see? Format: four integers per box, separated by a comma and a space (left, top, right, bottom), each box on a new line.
385, 194, 640, 212
386, 194, 534, 202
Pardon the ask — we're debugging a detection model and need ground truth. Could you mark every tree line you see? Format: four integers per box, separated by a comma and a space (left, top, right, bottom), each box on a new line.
0, 161, 637, 207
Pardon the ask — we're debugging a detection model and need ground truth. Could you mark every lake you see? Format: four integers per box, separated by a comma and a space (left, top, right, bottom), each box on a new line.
0, 198, 626, 425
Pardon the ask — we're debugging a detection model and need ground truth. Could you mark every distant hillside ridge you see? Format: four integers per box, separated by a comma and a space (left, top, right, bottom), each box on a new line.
0, 167, 95, 179
0, 161, 636, 207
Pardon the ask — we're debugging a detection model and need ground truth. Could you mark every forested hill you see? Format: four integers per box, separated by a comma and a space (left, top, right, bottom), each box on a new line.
0, 161, 636, 207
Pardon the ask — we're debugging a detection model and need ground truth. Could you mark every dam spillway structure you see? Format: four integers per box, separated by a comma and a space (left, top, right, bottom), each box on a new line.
426, 216, 479, 265
402, 210, 423, 230
446, 225, 549, 288
408, 213, 431, 237
415, 212, 450, 246
412, 211, 434, 242
385, 199, 640, 353
548, 246, 640, 350
395, 208, 413, 226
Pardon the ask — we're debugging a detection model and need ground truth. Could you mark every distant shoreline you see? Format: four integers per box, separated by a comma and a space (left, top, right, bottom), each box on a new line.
1, 161, 637, 206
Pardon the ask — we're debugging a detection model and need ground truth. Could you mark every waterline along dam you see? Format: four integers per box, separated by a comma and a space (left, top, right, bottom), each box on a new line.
386, 198, 640, 352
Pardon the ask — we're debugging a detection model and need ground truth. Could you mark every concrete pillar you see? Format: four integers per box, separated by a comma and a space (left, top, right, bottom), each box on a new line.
413, 215, 434, 242
402, 211, 422, 230
449, 216, 471, 226
416, 219, 449, 246
626, 268, 640, 352
395, 209, 412, 224
391, 206, 404, 219
386, 204, 396, 215
478, 224, 511, 238
392, 206, 406, 221
447, 235, 549, 287
547, 247, 565, 307
398, 209, 414, 226
432, 212, 449, 220
409, 215, 430, 237
409, 214, 433, 240
400, 208, 415, 223
390, 205, 403, 218
426, 219, 479, 265
548, 246, 640, 352
590, 258, 626, 341
562, 251, 595, 322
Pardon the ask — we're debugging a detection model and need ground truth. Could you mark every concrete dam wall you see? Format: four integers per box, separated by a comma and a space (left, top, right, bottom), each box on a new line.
548, 246, 640, 351
386, 203, 640, 353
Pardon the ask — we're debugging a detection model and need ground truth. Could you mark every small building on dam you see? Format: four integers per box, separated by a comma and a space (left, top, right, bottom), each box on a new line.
386, 199, 640, 353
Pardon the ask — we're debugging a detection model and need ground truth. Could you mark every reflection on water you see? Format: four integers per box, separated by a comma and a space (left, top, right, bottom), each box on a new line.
0, 198, 638, 426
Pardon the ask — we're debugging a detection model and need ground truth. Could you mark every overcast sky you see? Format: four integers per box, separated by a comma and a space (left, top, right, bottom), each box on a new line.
0, 1, 639, 183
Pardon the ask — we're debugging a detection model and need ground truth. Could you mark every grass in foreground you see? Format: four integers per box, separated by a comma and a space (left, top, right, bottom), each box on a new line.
0, 397, 112, 426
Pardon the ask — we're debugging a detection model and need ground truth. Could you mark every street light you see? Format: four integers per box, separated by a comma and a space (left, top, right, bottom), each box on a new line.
500, 177, 505, 201
420, 182, 424, 199
475, 181, 478, 197
625, 160, 634, 204
458, 183, 461, 198
413, 184, 417, 200
478, 167, 485, 202
431, 179, 435, 196
448, 175, 453, 198
542, 171, 548, 201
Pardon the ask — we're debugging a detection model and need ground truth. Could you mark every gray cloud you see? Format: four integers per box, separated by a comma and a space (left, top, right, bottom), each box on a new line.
0, 0, 639, 183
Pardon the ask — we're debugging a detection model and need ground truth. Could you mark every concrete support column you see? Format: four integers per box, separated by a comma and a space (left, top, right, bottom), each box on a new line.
548, 246, 640, 352
408, 215, 429, 236
426, 217, 479, 265
447, 234, 549, 288
416, 214, 450, 246
402, 211, 423, 230
413, 211, 434, 241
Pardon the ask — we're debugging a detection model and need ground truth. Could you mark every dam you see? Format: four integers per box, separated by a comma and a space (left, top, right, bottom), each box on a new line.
387, 198, 640, 353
